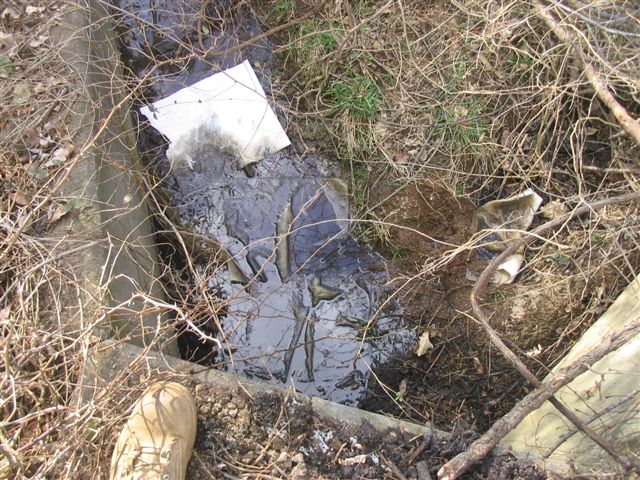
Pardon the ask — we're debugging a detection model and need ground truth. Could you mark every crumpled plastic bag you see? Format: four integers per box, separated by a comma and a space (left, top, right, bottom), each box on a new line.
471, 188, 543, 284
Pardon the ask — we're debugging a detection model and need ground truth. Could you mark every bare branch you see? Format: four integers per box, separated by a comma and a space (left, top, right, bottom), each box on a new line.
534, 1, 640, 146
437, 318, 640, 480
436, 191, 640, 479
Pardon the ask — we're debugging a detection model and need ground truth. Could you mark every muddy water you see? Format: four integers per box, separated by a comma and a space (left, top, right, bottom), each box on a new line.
114, 0, 413, 405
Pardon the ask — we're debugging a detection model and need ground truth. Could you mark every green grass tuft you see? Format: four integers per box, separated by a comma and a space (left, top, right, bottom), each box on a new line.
325, 74, 381, 121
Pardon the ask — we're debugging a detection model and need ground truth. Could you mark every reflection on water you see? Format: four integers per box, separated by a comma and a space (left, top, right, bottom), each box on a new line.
114, 0, 413, 405
173, 147, 413, 405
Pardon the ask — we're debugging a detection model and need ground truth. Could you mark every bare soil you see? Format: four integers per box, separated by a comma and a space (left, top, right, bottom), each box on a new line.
186, 377, 545, 480
357, 177, 639, 436
358, 180, 532, 431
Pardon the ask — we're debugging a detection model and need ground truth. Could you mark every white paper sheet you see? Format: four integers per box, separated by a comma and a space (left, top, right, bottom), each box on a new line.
140, 60, 291, 168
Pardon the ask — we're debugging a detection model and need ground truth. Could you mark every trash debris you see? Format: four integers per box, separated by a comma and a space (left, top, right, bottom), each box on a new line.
338, 454, 368, 466
415, 331, 434, 356
472, 188, 543, 284
140, 60, 290, 170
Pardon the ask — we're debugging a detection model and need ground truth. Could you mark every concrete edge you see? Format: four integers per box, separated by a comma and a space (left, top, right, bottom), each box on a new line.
84, 338, 449, 440
49, 0, 177, 355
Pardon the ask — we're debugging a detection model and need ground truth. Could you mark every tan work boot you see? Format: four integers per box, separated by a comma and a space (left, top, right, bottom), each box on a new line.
110, 382, 197, 480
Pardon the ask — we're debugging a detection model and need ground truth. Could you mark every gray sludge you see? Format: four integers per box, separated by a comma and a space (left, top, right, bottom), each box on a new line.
173, 146, 414, 405
113, 0, 413, 405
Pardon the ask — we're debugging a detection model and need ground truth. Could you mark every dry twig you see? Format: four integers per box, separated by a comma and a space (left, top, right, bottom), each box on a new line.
534, 1, 640, 146
437, 191, 640, 479
438, 317, 640, 479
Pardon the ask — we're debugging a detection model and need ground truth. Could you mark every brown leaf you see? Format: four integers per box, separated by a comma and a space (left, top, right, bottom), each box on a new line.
472, 356, 484, 375
49, 203, 68, 224
10, 191, 28, 205
398, 378, 408, 397
44, 145, 73, 167
23, 127, 39, 149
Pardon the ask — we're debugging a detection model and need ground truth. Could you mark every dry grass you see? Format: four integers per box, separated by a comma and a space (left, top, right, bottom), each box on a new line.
1, 0, 639, 477
264, 0, 639, 346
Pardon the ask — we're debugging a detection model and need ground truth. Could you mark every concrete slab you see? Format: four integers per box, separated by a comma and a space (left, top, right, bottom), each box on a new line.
49, 0, 177, 354
83, 338, 447, 440
501, 275, 640, 473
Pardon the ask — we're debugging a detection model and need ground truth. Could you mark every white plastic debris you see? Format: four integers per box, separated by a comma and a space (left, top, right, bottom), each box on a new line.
140, 60, 290, 169
415, 331, 434, 356
492, 252, 525, 285
338, 454, 368, 466
472, 188, 543, 285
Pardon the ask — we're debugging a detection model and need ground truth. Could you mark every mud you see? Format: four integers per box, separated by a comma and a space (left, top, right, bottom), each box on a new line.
359, 180, 532, 431
171, 144, 414, 405
112, 0, 414, 406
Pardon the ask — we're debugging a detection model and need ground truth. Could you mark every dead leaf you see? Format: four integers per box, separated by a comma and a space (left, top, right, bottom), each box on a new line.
10, 191, 28, 205
26, 163, 48, 181
395, 151, 409, 164
28, 35, 47, 49
0, 31, 16, 50
25, 5, 45, 15
23, 127, 39, 149
49, 203, 68, 224
44, 145, 73, 167
13, 83, 31, 104
398, 378, 408, 398
1, 7, 20, 20
472, 356, 484, 374
38, 135, 55, 149
415, 331, 434, 356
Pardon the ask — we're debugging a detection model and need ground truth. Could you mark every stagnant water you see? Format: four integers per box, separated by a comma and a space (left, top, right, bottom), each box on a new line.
114, 0, 413, 405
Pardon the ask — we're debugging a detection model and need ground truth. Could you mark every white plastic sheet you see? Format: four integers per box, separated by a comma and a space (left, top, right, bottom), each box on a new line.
140, 60, 290, 169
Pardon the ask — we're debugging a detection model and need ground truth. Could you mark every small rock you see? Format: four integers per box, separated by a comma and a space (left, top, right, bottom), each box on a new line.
290, 461, 308, 480
276, 451, 291, 469
194, 383, 206, 397
271, 432, 286, 450
237, 407, 251, 426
